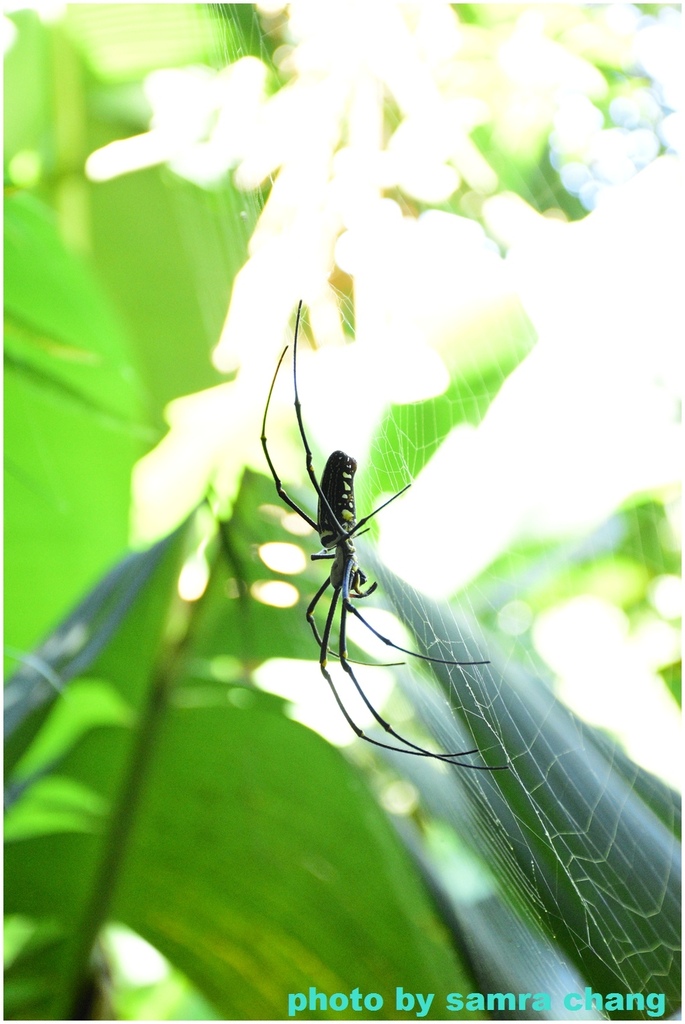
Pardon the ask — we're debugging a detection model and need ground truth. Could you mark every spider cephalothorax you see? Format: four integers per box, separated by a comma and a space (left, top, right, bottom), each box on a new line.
260, 301, 506, 769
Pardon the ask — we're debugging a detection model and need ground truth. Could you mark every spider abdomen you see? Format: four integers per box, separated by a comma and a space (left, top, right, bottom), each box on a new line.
318, 450, 357, 546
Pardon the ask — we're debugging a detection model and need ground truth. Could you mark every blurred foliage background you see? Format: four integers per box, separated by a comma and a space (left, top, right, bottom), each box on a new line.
4, 3, 681, 1021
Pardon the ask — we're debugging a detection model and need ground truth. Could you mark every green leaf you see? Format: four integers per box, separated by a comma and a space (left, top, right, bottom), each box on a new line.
113, 701, 474, 1020
372, 565, 681, 1014
4, 518, 192, 1020
4, 193, 146, 661
4, 526, 186, 776
4, 507, 476, 1020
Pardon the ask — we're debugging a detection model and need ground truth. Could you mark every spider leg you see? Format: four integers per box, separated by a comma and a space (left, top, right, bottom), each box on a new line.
290, 302, 348, 537
315, 583, 485, 765
321, 486, 412, 549
306, 577, 332, 650
261, 344, 317, 529
346, 483, 411, 539
337, 563, 484, 763
346, 602, 490, 667
287, 302, 412, 548
306, 576, 402, 666
290, 301, 378, 549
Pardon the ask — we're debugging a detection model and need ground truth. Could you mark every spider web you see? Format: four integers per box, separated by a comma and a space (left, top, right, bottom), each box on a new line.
246, 201, 680, 1013
181, 5, 681, 1017
343, 309, 678, 1010
269, 173, 681, 1023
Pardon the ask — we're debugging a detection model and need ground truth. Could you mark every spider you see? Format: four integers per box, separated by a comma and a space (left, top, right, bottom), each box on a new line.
261, 301, 504, 769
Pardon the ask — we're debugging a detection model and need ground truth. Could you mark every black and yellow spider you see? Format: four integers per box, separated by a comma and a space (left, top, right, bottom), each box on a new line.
261, 301, 503, 769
